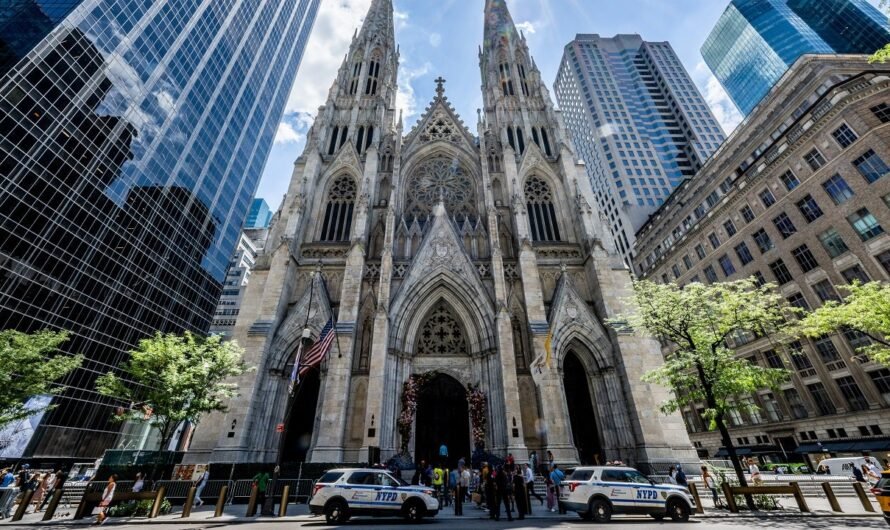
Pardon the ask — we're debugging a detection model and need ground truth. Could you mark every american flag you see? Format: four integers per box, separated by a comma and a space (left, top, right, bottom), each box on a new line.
299, 318, 335, 377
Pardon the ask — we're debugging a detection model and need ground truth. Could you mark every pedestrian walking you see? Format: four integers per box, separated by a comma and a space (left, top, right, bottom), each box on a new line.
747, 458, 763, 486
701, 466, 720, 507
0, 468, 16, 519
667, 466, 677, 484
251, 471, 270, 513
132, 472, 145, 493
546, 450, 554, 471
439, 443, 449, 464
550, 464, 565, 514
31, 473, 49, 511
411, 460, 425, 485
523, 463, 543, 510
544, 475, 555, 512
432, 464, 445, 504
194, 468, 209, 507
853, 466, 867, 483
528, 450, 538, 475
511, 469, 527, 520
484, 466, 496, 518
863, 464, 880, 486
494, 465, 513, 522
95, 474, 117, 525
675, 465, 688, 489
455, 465, 469, 516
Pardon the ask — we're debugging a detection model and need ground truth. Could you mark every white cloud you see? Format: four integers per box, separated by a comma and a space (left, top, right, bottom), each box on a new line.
515, 21, 536, 34
397, 60, 433, 124
274, 121, 304, 145
394, 9, 409, 30
284, 0, 373, 114
693, 61, 743, 135
429, 32, 442, 47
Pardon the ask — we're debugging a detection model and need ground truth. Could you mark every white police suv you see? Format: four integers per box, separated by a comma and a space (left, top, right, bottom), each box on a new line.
559, 466, 695, 523
309, 468, 439, 524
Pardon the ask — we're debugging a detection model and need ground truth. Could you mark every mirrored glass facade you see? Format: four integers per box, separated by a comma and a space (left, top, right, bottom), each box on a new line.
702, 0, 890, 115
0, 0, 319, 458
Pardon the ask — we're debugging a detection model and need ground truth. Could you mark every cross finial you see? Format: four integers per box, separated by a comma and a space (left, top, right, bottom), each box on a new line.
434, 76, 446, 97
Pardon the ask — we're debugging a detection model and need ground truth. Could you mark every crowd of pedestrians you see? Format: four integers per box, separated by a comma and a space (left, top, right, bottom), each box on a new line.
0, 465, 68, 519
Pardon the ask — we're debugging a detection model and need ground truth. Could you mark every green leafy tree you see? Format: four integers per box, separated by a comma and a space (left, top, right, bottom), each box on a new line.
96, 332, 251, 450
614, 279, 791, 496
796, 281, 890, 366
0, 329, 82, 428
871, 1, 890, 63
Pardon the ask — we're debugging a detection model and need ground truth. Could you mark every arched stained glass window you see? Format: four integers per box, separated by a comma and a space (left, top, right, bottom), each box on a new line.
320, 176, 356, 242
525, 176, 561, 242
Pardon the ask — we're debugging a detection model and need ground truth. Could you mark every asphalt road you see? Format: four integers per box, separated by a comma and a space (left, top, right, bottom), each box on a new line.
11, 515, 884, 529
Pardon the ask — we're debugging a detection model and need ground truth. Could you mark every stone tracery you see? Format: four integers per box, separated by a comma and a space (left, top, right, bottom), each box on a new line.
405, 156, 477, 222
415, 301, 467, 356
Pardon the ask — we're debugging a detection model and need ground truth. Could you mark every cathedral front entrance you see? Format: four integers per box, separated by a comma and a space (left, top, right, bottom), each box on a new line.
563, 350, 603, 465
414, 373, 471, 468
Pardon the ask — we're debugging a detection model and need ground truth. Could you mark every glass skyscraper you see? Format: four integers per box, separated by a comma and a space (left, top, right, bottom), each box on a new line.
0, 0, 319, 458
245, 198, 273, 229
703, 0, 890, 115
554, 34, 726, 263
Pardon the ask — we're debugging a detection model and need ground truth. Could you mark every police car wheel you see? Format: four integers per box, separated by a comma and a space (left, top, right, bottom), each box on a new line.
667, 499, 690, 522
324, 499, 349, 524
589, 498, 612, 523
403, 499, 425, 521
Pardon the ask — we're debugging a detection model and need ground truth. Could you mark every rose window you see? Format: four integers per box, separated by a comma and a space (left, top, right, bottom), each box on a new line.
405, 156, 476, 221
415, 302, 467, 356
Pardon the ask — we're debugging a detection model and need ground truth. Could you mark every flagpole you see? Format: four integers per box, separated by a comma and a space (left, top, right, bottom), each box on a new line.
320, 273, 345, 361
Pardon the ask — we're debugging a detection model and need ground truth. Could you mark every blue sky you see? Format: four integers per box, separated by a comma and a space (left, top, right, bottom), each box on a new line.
256, 0, 878, 211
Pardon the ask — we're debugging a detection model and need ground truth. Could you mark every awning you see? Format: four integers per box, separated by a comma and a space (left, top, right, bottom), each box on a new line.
852, 440, 890, 452
794, 441, 858, 453
715, 445, 779, 457
715, 448, 752, 457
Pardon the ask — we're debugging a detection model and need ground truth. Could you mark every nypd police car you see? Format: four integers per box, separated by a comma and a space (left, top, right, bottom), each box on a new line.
559, 466, 695, 522
309, 468, 439, 524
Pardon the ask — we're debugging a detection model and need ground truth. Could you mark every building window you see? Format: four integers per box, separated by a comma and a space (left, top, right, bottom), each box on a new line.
818, 228, 849, 258
871, 103, 890, 123
718, 254, 736, 277
772, 212, 797, 239
843, 327, 872, 351
870, 368, 890, 405
759, 188, 776, 208
807, 383, 837, 416
812, 280, 840, 303
805, 148, 827, 171
525, 177, 561, 242
836, 376, 869, 412
852, 149, 889, 184
723, 219, 737, 237
848, 208, 884, 241
769, 259, 793, 285
365, 54, 381, 95
787, 292, 810, 311
752, 228, 774, 253
672, 264, 681, 279
791, 244, 819, 272
683, 255, 693, 269
831, 123, 858, 149
789, 341, 816, 375
320, 176, 357, 242
822, 174, 854, 205
708, 232, 720, 249
795, 195, 823, 223
876, 250, 890, 276
814, 336, 842, 364
779, 170, 800, 191
841, 264, 870, 284
753, 271, 766, 287
695, 244, 706, 259
763, 349, 784, 369
763, 393, 782, 422
784, 388, 809, 419
735, 242, 754, 265
703, 264, 718, 283
740, 204, 755, 223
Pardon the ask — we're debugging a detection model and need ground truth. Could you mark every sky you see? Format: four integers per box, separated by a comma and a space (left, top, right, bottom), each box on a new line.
255, 0, 877, 212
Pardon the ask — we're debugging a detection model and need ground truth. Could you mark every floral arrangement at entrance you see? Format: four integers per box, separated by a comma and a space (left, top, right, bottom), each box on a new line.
397, 370, 437, 455
466, 383, 487, 449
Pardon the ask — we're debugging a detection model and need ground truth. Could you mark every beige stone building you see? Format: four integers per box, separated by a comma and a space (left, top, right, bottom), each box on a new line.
187, 0, 695, 470
634, 55, 890, 464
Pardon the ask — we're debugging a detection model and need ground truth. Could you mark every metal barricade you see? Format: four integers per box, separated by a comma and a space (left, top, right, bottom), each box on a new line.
153, 480, 234, 504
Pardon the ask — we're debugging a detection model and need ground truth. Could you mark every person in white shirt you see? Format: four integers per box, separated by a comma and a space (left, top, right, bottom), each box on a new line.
747, 459, 762, 486
132, 473, 145, 494
194, 469, 209, 507
523, 463, 542, 511
455, 466, 470, 516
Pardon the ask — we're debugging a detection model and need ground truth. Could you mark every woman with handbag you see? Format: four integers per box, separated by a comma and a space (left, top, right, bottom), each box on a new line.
95, 475, 117, 525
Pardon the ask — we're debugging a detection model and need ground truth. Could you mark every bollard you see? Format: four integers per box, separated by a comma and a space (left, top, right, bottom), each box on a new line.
790, 482, 809, 513
246, 486, 258, 517
821, 482, 842, 512
182, 486, 197, 518
279, 485, 291, 517
42, 488, 65, 521
721, 482, 738, 513
687, 483, 705, 514
852, 482, 876, 512
11, 490, 35, 522
148, 486, 166, 519
213, 485, 228, 518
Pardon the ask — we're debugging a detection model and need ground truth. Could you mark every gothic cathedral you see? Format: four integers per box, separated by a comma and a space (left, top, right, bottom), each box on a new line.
188, 0, 696, 471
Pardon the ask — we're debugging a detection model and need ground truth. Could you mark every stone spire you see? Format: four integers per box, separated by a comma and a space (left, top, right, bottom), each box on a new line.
483, 0, 520, 51
358, 0, 395, 44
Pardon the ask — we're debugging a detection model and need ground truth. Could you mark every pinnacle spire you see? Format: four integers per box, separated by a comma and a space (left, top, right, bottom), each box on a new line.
484, 0, 519, 51
358, 0, 394, 43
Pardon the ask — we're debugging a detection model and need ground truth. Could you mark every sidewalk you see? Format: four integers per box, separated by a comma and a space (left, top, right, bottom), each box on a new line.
2, 495, 884, 526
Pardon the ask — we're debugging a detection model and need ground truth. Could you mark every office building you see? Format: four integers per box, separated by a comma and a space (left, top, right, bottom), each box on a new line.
703, 0, 890, 115
555, 34, 726, 263
634, 55, 890, 463
209, 229, 267, 337
0, 0, 319, 458
246, 198, 274, 229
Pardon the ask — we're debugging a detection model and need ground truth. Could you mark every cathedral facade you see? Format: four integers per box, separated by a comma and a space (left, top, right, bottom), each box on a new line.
188, 0, 696, 470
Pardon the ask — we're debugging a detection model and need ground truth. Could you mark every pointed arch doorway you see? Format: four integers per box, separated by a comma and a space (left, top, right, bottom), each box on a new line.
414, 373, 470, 468
563, 349, 604, 465
281, 369, 320, 462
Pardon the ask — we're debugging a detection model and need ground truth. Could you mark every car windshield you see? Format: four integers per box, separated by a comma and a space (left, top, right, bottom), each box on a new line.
387, 472, 409, 487
624, 470, 651, 484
